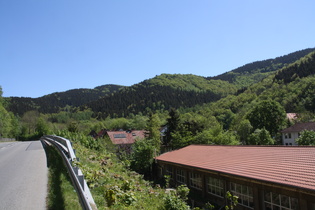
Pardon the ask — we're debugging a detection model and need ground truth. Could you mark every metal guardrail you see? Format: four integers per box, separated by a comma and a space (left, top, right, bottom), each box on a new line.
41, 135, 97, 210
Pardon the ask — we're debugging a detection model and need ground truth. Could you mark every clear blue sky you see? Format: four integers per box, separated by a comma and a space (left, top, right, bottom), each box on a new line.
1, 0, 314, 98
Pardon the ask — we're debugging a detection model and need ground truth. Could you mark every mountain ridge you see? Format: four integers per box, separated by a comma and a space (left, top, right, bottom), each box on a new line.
5, 47, 315, 117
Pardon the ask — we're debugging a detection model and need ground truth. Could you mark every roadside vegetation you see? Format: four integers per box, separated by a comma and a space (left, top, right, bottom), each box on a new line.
45, 143, 81, 210
57, 130, 193, 209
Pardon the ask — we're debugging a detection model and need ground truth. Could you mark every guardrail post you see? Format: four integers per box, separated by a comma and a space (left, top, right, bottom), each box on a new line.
77, 169, 85, 191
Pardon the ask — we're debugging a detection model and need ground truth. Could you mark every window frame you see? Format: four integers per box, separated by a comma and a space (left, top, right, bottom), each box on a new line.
165, 165, 173, 178
264, 191, 298, 210
207, 176, 224, 198
176, 169, 186, 185
230, 182, 254, 209
189, 172, 202, 190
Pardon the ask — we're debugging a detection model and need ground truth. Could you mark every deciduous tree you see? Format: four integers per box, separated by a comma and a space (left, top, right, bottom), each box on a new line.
247, 100, 286, 136
248, 128, 274, 145
296, 130, 315, 145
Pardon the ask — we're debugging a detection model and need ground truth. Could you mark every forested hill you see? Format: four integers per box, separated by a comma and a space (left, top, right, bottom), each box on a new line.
84, 74, 237, 118
6, 84, 124, 116
209, 50, 315, 117
208, 48, 315, 88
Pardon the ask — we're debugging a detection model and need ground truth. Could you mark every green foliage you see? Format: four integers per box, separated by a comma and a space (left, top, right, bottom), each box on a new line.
55, 130, 101, 150
296, 130, 315, 145
211, 48, 315, 88
247, 100, 286, 136
215, 109, 235, 130
86, 74, 232, 118
35, 117, 50, 136
248, 128, 274, 145
104, 185, 137, 207
67, 121, 78, 133
102, 117, 130, 130
274, 51, 315, 84
69, 135, 167, 210
162, 186, 190, 210
22, 110, 40, 135
164, 175, 171, 188
0, 90, 21, 138
0, 105, 13, 137
205, 202, 215, 210
176, 185, 190, 201
225, 191, 238, 210
146, 113, 162, 153
6, 85, 123, 116
130, 139, 155, 176
193, 126, 239, 146
166, 108, 181, 145
235, 119, 253, 144
171, 129, 195, 149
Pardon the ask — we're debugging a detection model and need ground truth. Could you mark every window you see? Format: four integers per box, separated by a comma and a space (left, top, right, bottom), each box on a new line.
207, 177, 224, 197
176, 169, 186, 184
166, 165, 173, 178
189, 172, 202, 190
285, 134, 288, 139
265, 192, 298, 210
230, 182, 254, 209
289, 133, 292, 138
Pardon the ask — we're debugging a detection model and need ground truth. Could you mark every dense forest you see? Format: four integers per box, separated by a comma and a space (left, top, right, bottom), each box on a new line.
84, 75, 236, 118
7, 84, 124, 116
209, 48, 315, 87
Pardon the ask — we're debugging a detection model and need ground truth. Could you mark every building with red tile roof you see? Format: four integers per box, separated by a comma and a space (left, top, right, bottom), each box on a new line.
106, 130, 146, 145
155, 145, 315, 209
281, 122, 315, 145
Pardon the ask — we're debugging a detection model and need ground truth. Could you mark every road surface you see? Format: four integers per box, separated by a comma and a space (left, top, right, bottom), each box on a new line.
0, 141, 48, 210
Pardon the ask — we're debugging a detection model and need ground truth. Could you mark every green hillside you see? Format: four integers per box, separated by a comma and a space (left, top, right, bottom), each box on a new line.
6, 84, 124, 116
85, 74, 237, 118
199, 50, 315, 128
209, 48, 315, 88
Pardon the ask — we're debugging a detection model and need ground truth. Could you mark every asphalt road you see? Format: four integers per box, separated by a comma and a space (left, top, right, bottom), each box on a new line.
0, 141, 48, 210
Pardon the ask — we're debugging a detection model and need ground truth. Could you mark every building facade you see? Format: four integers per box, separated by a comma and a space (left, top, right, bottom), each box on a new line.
155, 145, 315, 209
281, 122, 315, 145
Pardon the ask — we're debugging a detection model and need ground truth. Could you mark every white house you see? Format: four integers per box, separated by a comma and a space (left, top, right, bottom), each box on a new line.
280, 122, 315, 145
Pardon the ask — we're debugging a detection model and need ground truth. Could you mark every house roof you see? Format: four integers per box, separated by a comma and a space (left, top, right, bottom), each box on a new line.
281, 122, 315, 133
107, 130, 146, 145
155, 145, 315, 191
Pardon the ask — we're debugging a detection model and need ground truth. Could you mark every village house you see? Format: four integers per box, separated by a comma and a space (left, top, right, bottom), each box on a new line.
155, 145, 315, 209
280, 122, 315, 145
106, 130, 146, 153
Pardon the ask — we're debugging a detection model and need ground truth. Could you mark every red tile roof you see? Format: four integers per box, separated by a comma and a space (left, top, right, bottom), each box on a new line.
281, 122, 315, 133
155, 145, 315, 191
107, 130, 146, 145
